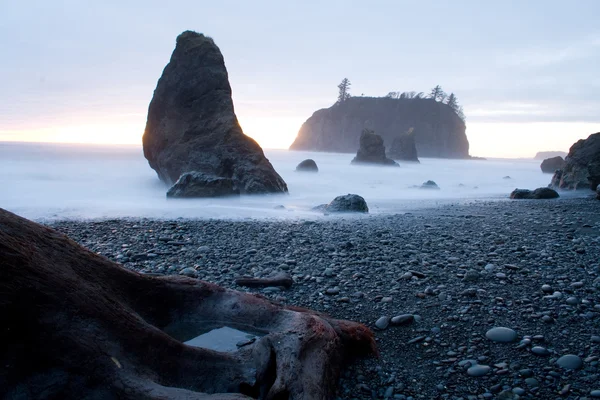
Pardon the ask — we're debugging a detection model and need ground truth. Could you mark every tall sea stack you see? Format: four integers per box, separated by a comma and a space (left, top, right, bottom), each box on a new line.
143, 31, 287, 196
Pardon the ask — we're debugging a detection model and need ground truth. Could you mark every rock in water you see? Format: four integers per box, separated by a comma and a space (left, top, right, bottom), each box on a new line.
296, 159, 319, 172
510, 187, 559, 199
166, 172, 239, 198
420, 180, 440, 190
351, 129, 398, 166
289, 96, 469, 158
540, 156, 565, 173
550, 132, 600, 190
326, 194, 369, 213
142, 31, 288, 196
388, 129, 420, 163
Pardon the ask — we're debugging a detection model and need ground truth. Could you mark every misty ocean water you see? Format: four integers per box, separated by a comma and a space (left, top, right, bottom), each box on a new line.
0, 142, 554, 221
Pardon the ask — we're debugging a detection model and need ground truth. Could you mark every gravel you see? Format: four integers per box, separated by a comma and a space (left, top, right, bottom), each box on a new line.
49, 197, 600, 399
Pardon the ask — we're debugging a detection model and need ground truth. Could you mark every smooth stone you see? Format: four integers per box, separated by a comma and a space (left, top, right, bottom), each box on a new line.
391, 314, 414, 325
485, 327, 518, 343
467, 364, 491, 377
525, 378, 539, 387
512, 387, 526, 395
531, 346, 551, 356
591, 390, 600, 398
557, 354, 583, 369
566, 297, 579, 305
375, 316, 390, 330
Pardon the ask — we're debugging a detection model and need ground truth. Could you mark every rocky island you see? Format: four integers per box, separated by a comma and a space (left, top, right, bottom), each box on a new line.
290, 95, 469, 158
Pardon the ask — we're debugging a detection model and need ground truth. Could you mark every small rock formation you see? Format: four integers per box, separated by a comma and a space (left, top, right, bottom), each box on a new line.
420, 180, 440, 190
325, 194, 369, 213
290, 96, 469, 158
166, 172, 239, 198
296, 159, 319, 172
142, 31, 287, 196
540, 156, 565, 174
351, 129, 398, 166
0, 207, 376, 399
535, 151, 567, 160
510, 188, 559, 199
388, 128, 420, 163
550, 132, 600, 190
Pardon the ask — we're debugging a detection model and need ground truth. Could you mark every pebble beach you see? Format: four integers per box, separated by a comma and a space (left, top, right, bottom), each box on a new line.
50, 196, 600, 399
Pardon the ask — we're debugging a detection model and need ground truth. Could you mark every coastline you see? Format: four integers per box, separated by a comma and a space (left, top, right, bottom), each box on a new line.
49, 197, 600, 399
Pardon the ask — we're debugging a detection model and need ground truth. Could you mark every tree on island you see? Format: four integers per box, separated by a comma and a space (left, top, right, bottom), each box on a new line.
337, 78, 351, 103
445, 92, 465, 121
429, 85, 447, 102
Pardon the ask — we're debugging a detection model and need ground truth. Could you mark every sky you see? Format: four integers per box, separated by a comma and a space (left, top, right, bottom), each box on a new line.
1, 0, 599, 158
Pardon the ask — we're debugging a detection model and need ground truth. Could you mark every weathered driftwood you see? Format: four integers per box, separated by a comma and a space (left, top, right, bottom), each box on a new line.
235, 272, 294, 289
0, 208, 376, 399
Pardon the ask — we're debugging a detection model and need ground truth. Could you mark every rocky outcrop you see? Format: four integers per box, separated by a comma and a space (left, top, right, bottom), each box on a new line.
325, 194, 369, 213
290, 97, 469, 158
0, 207, 376, 399
540, 156, 565, 173
535, 151, 567, 160
388, 129, 419, 162
510, 188, 559, 199
550, 132, 600, 190
351, 129, 398, 166
296, 159, 318, 172
420, 180, 440, 190
142, 31, 287, 196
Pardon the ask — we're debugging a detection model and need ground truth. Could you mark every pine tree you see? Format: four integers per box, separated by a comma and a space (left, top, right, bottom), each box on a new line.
337, 78, 351, 103
429, 85, 447, 102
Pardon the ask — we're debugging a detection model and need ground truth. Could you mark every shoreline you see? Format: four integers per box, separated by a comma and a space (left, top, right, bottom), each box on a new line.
49, 197, 600, 399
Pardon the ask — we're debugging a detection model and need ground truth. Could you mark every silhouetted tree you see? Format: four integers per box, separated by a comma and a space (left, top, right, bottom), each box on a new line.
445, 93, 458, 110
386, 91, 400, 99
429, 85, 446, 102
337, 78, 351, 103
414, 92, 426, 99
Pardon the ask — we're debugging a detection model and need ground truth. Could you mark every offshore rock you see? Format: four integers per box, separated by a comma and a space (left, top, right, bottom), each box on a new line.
143, 31, 287, 196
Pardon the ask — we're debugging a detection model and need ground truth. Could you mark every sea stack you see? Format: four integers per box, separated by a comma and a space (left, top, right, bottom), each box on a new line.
142, 31, 288, 196
388, 128, 420, 163
351, 129, 398, 166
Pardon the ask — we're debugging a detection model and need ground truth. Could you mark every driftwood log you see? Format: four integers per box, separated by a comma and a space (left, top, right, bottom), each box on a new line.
235, 273, 294, 289
0, 209, 376, 399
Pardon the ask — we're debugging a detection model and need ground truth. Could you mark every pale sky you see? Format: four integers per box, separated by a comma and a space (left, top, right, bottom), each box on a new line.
1, 0, 599, 158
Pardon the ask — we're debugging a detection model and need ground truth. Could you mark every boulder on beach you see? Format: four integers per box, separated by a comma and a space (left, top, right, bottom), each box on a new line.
550, 132, 600, 190
296, 159, 319, 172
0, 207, 376, 399
325, 194, 369, 213
351, 129, 398, 166
388, 128, 419, 163
166, 172, 239, 198
420, 180, 440, 190
510, 187, 559, 199
142, 31, 287, 197
540, 156, 565, 174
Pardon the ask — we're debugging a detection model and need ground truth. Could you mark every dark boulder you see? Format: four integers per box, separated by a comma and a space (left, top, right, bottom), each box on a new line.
325, 194, 369, 213
0, 208, 376, 399
550, 132, 600, 190
296, 159, 318, 172
166, 172, 239, 198
388, 129, 420, 163
510, 187, 559, 199
351, 129, 398, 166
420, 180, 440, 190
142, 31, 287, 196
540, 156, 565, 174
